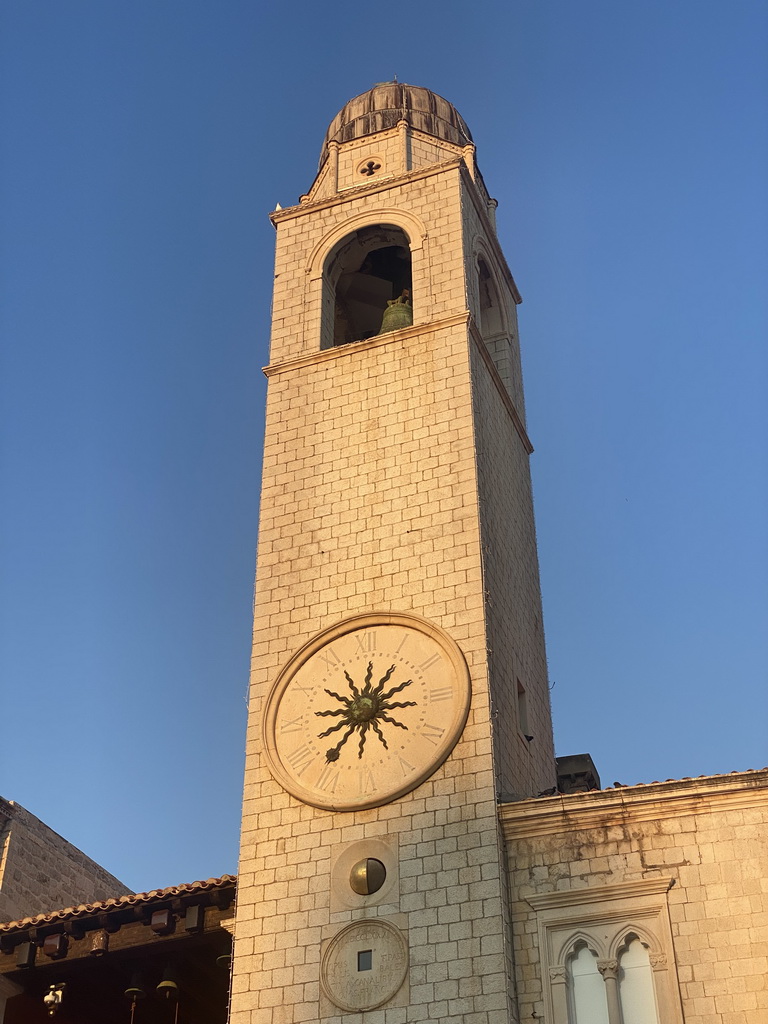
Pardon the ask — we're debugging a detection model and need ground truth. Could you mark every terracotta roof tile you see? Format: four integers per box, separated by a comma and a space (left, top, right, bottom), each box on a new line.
601, 767, 768, 792
537, 766, 768, 801
0, 874, 236, 934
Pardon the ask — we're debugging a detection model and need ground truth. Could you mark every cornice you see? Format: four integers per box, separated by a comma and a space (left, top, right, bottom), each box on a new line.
308, 123, 469, 200
264, 315, 535, 457
0, 798, 14, 827
263, 311, 471, 378
500, 769, 768, 839
468, 320, 533, 454
458, 162, 522, 305
270, 159, 464, 225
526, 878, 674, 912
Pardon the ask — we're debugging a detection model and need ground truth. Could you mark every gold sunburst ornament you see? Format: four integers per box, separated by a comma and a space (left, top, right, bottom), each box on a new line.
316, 661, 417, 762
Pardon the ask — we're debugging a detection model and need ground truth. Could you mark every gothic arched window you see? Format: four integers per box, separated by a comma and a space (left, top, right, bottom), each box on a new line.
618, 936, 659, 1024
526, 879, 683, 1024
568, 944, 610, 1024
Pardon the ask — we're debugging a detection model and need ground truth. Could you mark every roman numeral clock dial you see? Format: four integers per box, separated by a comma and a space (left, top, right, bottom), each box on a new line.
261, 614, 471, 810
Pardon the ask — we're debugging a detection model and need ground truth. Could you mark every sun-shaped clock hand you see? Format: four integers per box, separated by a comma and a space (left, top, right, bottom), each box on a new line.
315, 661, 417, 762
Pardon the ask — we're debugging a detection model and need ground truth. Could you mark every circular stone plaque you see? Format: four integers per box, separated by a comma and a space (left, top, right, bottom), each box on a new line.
320, 919, 408, 1012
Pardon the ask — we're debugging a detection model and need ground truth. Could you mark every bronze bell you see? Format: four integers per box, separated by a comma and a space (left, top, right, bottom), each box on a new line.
377, 291, 413, 335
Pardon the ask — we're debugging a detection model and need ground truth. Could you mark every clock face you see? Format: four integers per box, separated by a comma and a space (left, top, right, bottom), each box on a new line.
261, 613, 470, 811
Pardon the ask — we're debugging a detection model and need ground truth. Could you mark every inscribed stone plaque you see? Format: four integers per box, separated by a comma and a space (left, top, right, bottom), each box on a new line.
320, 919, 408, 1011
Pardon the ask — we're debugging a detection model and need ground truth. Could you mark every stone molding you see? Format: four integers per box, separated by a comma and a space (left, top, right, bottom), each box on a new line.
304, 207, 428, 281
0, 800, 14, 829
270, 158, 465, 225
468, 319, 533, 453
263, 311, 471, 378
270, 153, 522, 303
526, 877, 674, 912
262, 311, 534, 455
309, 121, 469, 200
500, 768, 768, 838
458, 161, 521, 302
472, 237, 516, 327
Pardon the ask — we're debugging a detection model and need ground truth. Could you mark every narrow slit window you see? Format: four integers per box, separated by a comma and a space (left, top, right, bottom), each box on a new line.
357, 949, 373, 972
517, 680, 530, 737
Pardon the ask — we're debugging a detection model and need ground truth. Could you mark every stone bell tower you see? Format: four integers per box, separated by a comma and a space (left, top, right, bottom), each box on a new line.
231, 83, 556, 1024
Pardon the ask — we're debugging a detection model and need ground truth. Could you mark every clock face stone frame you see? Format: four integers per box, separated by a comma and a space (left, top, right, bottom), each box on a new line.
261, 612, 471, 811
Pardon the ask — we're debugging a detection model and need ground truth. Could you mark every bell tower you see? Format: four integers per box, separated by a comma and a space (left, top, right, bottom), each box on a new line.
231, 84, 555, 1024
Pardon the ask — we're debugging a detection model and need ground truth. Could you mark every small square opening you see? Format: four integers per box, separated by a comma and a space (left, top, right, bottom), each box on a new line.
357, 949, 373, 972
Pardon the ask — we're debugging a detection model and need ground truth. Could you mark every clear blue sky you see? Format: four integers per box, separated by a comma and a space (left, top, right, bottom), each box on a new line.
1, 1, 766, 894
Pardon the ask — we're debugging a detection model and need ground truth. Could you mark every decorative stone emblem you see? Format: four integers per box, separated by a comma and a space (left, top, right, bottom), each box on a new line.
320, 919, 408, 1011
359, 159, 382, 177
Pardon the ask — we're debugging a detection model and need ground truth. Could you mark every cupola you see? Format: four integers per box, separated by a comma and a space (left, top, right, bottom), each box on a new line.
319, 82, 472, 169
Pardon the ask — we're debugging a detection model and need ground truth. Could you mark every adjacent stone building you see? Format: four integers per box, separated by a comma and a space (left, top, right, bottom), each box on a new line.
0, 798, 130, 924
502, 768, 768, 1023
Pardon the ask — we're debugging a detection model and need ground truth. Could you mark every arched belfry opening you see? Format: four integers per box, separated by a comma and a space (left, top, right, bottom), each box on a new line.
323, 225, 412, 348
477, 257, 504, 340
475, 254, 518, 397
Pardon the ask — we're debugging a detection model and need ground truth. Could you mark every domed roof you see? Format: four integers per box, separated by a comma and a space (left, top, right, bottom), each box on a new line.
319, 83, 473, 168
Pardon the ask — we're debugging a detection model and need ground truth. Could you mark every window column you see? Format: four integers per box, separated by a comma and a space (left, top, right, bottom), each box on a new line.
548, 966, 569, 1024
597, 960, 622, 1024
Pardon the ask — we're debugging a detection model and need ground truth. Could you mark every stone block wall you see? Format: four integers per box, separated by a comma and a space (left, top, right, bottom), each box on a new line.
460, 173, 524, 416
455, 168, 555, 802
470, 330, 555, 803
233, 312, 515, 1024
0, 799, 130, 923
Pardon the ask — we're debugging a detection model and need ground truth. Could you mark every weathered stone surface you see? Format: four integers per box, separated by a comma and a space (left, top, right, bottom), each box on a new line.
0, 798, 129, 923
